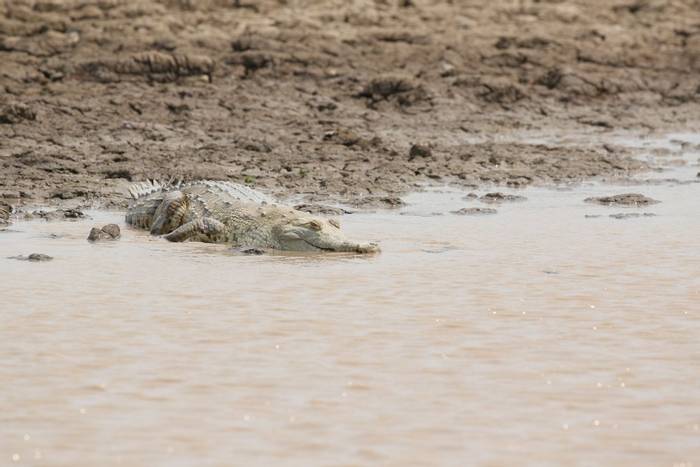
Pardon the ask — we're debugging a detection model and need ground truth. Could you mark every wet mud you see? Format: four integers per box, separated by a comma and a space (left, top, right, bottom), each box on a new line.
0, 0, 699, 208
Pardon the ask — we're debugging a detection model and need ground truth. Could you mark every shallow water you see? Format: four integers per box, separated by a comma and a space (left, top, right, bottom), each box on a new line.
2, 134, 700, 466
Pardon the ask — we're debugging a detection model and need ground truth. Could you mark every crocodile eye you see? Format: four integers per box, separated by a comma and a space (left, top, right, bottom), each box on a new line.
328, 218, 340, 229
305, 220, 323, 231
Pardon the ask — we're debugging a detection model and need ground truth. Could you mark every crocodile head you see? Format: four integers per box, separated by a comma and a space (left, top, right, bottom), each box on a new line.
275, 216, 379, 253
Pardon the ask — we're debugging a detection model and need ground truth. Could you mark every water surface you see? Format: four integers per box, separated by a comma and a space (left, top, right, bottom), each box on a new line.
1, 134, 699, 466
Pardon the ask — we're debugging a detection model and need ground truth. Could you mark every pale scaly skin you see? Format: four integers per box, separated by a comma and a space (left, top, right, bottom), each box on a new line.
125, 181, 380, 253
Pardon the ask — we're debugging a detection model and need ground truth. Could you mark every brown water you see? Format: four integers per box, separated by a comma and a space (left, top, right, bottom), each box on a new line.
2, 134, 700, 466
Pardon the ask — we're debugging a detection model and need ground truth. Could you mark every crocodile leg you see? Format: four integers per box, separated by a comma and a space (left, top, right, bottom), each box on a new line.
150, 191, 189, 235
163, 217, 226, 243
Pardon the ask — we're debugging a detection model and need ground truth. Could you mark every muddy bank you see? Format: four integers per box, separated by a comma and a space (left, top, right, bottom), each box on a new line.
1, 0, 698, 208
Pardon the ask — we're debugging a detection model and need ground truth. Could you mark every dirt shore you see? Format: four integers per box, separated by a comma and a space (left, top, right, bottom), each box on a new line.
1, 0, 698, 209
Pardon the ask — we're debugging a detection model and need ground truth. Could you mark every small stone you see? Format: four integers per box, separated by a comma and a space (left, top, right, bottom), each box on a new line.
87, 224, 120, 241
409, 143, 432, 160
462, 193, 479, 200
451, 207, 498, 215
101, 224, 121, 238
584, 193, 659, 206
479, 192, 527, 204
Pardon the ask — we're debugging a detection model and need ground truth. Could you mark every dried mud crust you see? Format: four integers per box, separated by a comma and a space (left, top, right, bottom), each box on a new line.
1, 0, 699, 208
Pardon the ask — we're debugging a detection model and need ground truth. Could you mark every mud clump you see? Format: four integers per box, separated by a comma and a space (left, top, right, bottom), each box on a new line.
87, 224, 121, 242
358, 75, 429, 107
479, 193, 527, 204
0, 103, 36, 124
9, 253, 53, 262
584, 194, 660, 206
409, 144, 432, 160
80, 52, 214, 83
323, 129, 362, 147
451, 207, 498, 215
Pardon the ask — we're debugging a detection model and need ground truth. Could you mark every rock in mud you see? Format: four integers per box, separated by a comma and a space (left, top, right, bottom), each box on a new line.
9, 253, 53, 262
87, 224, 121, 241
294, 204, 352, 216
584, 193, 659, 206
609, 213, 657, 220
409, 144, 432, 160
451, 207, 498, 215
0, 103, 36, 124
479, 192, 527, 204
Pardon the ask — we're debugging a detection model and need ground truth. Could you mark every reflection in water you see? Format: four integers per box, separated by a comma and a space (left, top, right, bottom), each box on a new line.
1, 135, 700, 466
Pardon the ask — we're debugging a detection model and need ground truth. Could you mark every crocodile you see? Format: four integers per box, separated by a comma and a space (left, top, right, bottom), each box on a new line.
125, 180, 380, 253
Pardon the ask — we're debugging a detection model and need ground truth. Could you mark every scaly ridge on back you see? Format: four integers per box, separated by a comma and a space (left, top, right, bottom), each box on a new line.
128, 180, 164, 200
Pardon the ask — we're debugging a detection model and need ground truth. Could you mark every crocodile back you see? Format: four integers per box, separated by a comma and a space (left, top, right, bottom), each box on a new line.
181, 181, 273, 204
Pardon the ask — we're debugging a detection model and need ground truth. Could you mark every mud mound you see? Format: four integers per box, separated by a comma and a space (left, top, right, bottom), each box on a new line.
0, 0, 697, 206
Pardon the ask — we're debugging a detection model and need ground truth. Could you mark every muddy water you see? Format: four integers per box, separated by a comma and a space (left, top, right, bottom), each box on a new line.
2, 135, 700, 466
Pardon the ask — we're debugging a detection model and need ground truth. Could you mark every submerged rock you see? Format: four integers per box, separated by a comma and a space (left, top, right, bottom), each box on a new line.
9, 253, 53, 262
609, 213, 657, 220
87, 224, 121, 241
584, 193, 659, 206
451, 207, 498, 215
479, 192, 527, 204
